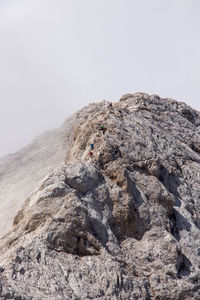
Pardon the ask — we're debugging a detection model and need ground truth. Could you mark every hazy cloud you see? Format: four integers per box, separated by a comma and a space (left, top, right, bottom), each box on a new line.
0, 0, 199, 157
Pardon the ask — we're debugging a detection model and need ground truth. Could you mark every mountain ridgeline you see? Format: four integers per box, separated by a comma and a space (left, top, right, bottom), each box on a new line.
0, 93, 200, 299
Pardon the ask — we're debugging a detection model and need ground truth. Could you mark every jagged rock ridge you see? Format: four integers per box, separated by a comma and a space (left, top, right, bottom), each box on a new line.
0, 93, 200, 299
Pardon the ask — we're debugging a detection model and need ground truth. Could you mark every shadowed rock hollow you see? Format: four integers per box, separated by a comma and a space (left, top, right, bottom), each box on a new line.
0, 93, 200, 299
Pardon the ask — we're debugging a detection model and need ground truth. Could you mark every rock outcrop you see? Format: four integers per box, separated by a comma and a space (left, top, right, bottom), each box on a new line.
0, 93, 200, 299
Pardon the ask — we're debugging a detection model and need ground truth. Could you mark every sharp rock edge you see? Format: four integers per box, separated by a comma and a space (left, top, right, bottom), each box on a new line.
0, 93, 200, 299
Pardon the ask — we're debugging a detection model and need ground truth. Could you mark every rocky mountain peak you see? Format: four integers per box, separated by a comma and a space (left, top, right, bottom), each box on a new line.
0, 93, 200, 299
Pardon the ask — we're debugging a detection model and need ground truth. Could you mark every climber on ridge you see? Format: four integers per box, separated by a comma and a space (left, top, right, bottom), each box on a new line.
100, 125, 106, 135
89, 151, 93, 157
89, 143, 94, 150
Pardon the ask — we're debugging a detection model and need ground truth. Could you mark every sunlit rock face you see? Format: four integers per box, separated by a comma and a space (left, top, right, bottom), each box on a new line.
0, 93, 200, 299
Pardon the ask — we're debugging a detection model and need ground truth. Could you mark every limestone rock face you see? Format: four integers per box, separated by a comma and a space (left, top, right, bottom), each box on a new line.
0, 93, 200, 299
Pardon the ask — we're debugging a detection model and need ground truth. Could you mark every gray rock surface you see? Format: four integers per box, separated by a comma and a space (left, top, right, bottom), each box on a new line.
0, 93, 200, 299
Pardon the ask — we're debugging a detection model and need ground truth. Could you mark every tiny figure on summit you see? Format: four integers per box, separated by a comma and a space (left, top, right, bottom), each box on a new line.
107, 102, 113, 109
89, 151, 93, 157
89, 143, 94, 150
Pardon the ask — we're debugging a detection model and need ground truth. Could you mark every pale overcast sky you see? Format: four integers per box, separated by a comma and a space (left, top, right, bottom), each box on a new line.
0, 0, 199, 157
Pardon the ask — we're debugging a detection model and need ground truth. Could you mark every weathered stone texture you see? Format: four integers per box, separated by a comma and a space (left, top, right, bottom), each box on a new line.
0, 93, 200, 299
